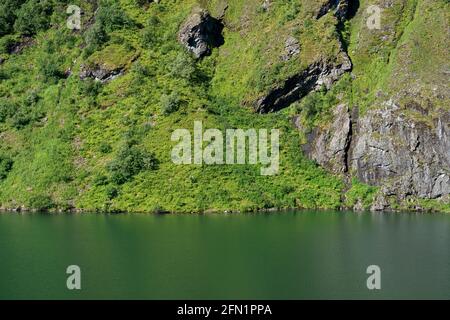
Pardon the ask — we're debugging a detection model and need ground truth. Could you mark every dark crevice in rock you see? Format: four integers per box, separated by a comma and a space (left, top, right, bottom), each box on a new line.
346, 0, 360, 20
302, 102, 449, 206
255, 57, 352, 113
343, 112, 353, 173
316, 0, 350, 20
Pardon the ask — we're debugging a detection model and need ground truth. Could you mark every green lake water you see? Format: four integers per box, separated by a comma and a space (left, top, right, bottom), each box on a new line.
0, 211, 449, 299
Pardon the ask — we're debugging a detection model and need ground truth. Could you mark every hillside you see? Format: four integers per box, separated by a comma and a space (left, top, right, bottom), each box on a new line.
0, 0, 448, 213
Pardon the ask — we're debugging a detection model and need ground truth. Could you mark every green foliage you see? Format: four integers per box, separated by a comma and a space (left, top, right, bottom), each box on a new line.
84, 23, 109, 56
170, 52, 196, 81
28, 194, 54, 211
0, 0, 26, 36
0, 0, 446, 213
142, 15, 162, 48
345, 179, 378, 210
83, 0, 133, 56
0, 99, 16, 123
160, 92, 181, 115
13, 0, 53, 36
99, 142, 112, 154
0, 155, 13, 180
37, 53, 65, 83
0, 34, 17, 54
108, 144, 158, 185
96, 0, 134, 33
105, 185, 118, 199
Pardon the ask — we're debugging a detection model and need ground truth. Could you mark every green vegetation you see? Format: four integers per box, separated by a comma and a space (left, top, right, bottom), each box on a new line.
0, 0, 447, 213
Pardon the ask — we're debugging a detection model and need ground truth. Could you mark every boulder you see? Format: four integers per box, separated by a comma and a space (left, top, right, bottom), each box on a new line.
178, 9, 224, 59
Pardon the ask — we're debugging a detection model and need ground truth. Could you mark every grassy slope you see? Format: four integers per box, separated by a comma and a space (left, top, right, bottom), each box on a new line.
0, 0, 448, 212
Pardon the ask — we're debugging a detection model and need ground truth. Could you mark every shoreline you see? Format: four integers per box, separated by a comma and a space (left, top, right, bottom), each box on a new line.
0, 205, 447, 215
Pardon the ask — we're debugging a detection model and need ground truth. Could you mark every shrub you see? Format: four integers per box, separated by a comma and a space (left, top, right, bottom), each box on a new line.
142, 16, 161, 48
160, 92, 180, 115
84, 22, 108, 55
38, 54, 65, 82
0, 155, 13, 180
96, 0, 133, 33
0, 99, 16, 123
29, 194, 54, 211
170, 52, 196, 81
14, 0, 53, 36
108, 144, 158, 184
83, 0, 133, 56
105, 185, 118, 199
93, 174, 109, 186
0, 35, 17, 54
99, 142, 112, 154
0, 0, 26, 36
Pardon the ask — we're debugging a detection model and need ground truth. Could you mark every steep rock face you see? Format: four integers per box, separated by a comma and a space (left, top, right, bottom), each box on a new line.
178, 9, 224, 59
303, 101, 450, 204
350, 102, 449, 200
302, 104, 352, 173
255, 55, 352, 113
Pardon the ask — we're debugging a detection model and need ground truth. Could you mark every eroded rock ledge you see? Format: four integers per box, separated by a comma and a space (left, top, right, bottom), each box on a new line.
255, 55, 352, 113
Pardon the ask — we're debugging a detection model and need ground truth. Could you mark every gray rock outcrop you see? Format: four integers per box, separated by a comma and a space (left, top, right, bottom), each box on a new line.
303, 100, 450, 206
302, 104, 352, 173
178, 9, 224, 59
350, 101, 449, 200
79, 64, 124, 82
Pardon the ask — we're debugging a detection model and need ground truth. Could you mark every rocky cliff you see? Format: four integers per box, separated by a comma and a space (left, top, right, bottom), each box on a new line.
0, 0, 448, 213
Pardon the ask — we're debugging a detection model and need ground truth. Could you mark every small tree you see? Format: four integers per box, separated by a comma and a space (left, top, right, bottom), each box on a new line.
14, 0, 53, 36
108, 144, 158, 184
0, 155, 13, 180
160, 92, 180, 115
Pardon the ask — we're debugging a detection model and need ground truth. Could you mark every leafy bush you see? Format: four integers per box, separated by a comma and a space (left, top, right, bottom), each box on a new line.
96, 0, 133, 33
0, 0, 26, 36
108, 144, 158, 184
28, 194, 54, 211
13, 0, 53, 36
0, 155, 13, 180
160, 92, 180, 115
105, 185, 118, 199
142, 16, 161, 48
0, 35, 17, 54
38, 54, 64, 82
93, 174, 109, 186
170, 52, 196, 81
0, 99, 16, 123
83, 23, 108, 57
83, 0, 133, 56
99, 142, 112, 154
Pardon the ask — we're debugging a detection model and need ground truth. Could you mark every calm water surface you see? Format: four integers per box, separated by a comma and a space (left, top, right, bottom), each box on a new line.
0, 211, 449, 299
